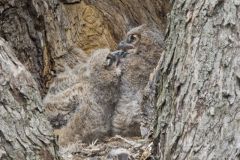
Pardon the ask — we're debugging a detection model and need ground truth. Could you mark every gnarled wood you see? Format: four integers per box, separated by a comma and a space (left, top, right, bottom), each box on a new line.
0, 38, 59, 159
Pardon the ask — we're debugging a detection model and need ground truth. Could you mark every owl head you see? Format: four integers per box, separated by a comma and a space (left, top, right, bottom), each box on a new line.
118, 24, 164, 55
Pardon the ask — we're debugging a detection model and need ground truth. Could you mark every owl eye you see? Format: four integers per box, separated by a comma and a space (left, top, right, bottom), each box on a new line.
127, 34, 139, 43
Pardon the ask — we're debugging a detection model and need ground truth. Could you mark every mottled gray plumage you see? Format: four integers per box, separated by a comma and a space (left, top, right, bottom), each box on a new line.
43, 25, 164, 145
44, 48, 121, 144
111, 24, 164, 136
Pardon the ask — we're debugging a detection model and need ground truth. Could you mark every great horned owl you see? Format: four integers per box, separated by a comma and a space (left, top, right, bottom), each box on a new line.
44, 48, 121, 145
111, 24, 164, 136
44, 25, 164, 145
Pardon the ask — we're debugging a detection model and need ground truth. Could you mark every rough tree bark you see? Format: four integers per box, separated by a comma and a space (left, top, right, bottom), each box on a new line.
154, 0, 240, 159
0, 0, 70, 95
0, 38, 58, 159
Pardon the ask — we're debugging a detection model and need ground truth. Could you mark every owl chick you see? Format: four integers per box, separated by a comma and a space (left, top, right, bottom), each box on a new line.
111, 24, 165, 136
44, 48, 121, 145
44, 24, 165, 145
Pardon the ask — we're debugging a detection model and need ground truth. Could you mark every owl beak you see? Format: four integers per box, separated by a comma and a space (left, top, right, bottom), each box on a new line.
104, 50, 129, 68
118, 41, 134, 52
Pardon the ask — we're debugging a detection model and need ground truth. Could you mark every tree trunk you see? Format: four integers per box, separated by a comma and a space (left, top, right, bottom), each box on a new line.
154, 0, 240, 159
0, 38, 59, 159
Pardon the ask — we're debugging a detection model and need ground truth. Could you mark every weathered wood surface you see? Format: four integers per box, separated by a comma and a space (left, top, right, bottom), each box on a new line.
154, 0, 240, 159
0, 38, 59, 159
